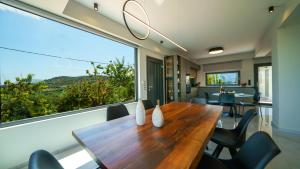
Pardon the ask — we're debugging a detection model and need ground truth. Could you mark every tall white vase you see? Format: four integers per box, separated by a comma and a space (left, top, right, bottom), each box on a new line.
136, 99, 146, 125
152, 100, 164, 128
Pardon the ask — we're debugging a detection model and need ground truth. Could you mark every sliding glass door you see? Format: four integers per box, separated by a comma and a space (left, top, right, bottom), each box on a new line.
258, 66, 272, 104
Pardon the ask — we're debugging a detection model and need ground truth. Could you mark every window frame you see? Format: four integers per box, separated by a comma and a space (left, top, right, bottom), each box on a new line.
205, 71, 240, 86
0, 1, 139, 127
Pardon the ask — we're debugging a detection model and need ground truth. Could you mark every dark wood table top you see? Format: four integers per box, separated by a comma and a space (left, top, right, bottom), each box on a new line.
72, 102, 222, 169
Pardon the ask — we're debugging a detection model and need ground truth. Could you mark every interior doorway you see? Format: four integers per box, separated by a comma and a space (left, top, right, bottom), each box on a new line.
146, 56, 164, 105
254, 63, 272, 104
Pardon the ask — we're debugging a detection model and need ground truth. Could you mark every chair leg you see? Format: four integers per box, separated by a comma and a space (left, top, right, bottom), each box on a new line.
234, 105, 238, 115
242, 105, 245, 114
229, 106, 234, 117
229, 148, 237, 158
212, 144, 223, 158
259, 105, 262, 119
233, 105, 237, 122
258, 104, 263, 131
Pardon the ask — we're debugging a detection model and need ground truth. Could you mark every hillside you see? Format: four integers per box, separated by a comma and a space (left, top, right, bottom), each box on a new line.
43, 75, 106, 88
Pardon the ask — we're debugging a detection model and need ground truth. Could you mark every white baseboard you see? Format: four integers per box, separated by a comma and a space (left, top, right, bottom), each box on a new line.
272, 121, 300, 136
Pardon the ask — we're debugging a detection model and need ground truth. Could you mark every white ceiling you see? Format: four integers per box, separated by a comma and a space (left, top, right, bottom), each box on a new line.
20, 0, 288, 59
21, 0, 70, 14
74, 0, 287, 59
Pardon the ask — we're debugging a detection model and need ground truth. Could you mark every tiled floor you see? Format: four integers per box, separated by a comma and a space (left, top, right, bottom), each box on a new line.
38, 106, 299, 169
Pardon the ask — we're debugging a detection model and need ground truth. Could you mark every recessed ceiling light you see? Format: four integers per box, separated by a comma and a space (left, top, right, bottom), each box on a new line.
268, 6, 274, 13
209, 47, 224, 55
94, 3, 99, 11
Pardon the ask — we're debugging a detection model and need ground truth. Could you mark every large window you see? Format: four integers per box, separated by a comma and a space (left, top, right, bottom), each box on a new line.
206, 71, 240, 86
0, 3, 136, 123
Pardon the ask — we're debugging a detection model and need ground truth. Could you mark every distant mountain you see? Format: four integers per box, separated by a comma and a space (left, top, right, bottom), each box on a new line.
43, 75, 106, 88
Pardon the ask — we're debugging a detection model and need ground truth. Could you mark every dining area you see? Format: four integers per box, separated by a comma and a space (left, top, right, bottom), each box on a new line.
193, 87, 262, 121
2, 0, 300, 168
28, 100, 280, 169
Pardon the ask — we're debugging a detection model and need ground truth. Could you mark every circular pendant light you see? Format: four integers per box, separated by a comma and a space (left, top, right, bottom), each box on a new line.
123, 0, 150, 40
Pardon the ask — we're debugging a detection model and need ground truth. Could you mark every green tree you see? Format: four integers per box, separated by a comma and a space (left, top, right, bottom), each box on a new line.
1, 74, 55, 122
102, 58, 135, 102
57, 58, 135, 111
0, 58, 135, 122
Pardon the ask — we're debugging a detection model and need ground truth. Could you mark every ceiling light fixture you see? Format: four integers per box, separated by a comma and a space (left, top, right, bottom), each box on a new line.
123, 0, 187, 52
268, 6, 274, 13
209, 47, 224, 55
123, 0, 150, 40
94, 3, 98, 11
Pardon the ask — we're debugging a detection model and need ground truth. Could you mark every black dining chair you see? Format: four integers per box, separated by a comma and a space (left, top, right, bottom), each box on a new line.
190, 97, 206, 104
211, 109, 257, 158
198, 131, 281, 169
204, 92, 220, 105
240, 92, 262, 118
219, 93, 237, 119
107, 104, 129, 121
142, 100, 155, 110
29, 149, 64, 169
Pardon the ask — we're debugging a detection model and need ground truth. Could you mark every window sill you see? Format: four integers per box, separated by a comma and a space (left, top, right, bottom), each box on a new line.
0, 101, 136, 129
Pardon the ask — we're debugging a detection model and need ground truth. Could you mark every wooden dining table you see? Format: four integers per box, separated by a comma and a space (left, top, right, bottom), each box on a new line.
72, 102, 223, 169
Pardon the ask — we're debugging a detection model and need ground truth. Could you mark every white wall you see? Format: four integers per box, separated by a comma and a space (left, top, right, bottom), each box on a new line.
196, 52, 271, 87
263, 0, 300, 133
198, 59, 254, 87
272, 18, 300, 133
255, 0, 300, 57
0, 103, 137, 169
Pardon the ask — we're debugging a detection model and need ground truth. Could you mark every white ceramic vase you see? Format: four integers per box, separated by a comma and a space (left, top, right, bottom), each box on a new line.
136, 99, 146, 125
152, 100, 164, 128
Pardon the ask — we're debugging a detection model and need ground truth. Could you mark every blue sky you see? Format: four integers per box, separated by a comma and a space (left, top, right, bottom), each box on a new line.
0, 3, 135, 84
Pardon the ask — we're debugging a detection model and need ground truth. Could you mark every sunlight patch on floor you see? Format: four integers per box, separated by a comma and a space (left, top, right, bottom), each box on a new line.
59, 150, 93, 169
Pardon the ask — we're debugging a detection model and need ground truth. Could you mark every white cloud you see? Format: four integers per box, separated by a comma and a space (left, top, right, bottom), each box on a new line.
0, 3, 42, 20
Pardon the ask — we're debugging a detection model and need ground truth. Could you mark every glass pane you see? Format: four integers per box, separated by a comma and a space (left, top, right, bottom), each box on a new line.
206, 71, 240, 86
258, 66, 272, 103
0, 3, 136, 123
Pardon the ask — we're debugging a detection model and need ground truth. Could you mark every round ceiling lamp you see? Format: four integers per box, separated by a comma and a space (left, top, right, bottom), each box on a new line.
209, 47, 224, 55
122, 0, 150, 40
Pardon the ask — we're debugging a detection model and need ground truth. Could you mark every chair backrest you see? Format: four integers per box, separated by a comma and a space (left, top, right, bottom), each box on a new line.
142, 100, 155, 110
233, 131, 281, 169
29, 150, 64, 169
190, 97, 206, 104
204, 92, 209, 103
253, 92, 261, 103
219, 93, 235, 104
234, 109, 257, 143
107, 104, 129, 121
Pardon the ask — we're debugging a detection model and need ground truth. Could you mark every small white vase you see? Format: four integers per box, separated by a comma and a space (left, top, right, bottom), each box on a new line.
152, 100, 164, 128
136, 99, 146, 125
